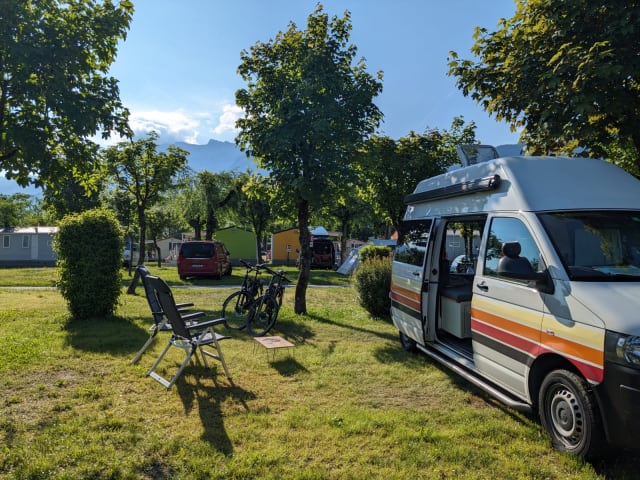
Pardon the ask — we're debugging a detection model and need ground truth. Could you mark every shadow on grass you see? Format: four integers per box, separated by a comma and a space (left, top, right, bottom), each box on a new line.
175, 372, 255, 456
64, 314, 149, 355
301, 312, 398, 343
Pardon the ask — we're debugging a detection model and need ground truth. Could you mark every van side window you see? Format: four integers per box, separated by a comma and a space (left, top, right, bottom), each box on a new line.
394, 219, 432, 267
484, 217, 541, 281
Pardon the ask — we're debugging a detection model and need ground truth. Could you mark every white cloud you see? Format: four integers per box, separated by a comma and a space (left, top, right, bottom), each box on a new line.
212, 104, 243, 138
129, 109, 204, 144
94, 104, 244, 146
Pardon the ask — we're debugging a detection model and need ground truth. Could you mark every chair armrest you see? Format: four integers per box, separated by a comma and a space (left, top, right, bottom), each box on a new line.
181, 311, 205, 322
186, 317, 226, 330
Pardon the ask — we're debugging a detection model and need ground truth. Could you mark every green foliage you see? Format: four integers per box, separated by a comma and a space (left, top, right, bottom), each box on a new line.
104, 131, 188, 265
54, 208, 123, 319
354, 255, 392, 318
235, 5, 383, 314
358, 244, 392, 262
0, 193, 47, 228
448, 0, 640, 171
360, 118, 476, 239
0, 0, 134, 188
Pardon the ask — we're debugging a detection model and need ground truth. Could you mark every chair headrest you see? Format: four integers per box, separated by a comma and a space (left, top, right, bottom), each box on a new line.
136, 264, 151, 278
502, 241, 521, 258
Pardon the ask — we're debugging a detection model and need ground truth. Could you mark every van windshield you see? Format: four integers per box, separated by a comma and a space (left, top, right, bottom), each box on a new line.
538, 211, 640, 281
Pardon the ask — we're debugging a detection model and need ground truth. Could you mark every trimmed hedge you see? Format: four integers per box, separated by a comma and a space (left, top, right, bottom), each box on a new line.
54, 208, 124, 319
357, 244, 391, 262
354, 255, 392, 318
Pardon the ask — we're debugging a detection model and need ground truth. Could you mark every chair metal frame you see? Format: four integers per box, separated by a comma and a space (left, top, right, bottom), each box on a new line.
131, 265, 196, 364
146, 275, 231, 389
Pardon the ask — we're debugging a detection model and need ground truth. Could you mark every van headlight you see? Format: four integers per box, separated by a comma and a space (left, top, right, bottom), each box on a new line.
613, 334, 640, 367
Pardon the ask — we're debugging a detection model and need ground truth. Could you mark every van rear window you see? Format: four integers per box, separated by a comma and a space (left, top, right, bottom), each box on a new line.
181, 243, 215, 258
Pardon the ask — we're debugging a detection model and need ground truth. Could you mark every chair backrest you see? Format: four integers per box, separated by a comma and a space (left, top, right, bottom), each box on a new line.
147, 275, 192, 339
137, 265, 164, 325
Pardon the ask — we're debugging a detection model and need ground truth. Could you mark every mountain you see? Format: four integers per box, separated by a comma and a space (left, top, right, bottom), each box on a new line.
1, 139, 255, 197
161, 139, 256, 173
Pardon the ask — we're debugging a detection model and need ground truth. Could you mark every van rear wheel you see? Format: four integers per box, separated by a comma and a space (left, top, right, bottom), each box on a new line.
399, 331, 417, 353
538, 369, 603, 459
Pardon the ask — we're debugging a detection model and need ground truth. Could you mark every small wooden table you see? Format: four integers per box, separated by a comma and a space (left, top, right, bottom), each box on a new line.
253, 335, 295, 362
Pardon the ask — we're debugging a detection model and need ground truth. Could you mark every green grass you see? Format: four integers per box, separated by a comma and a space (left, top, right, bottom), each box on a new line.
0, 273, 637, 478
0, 264, 352, 288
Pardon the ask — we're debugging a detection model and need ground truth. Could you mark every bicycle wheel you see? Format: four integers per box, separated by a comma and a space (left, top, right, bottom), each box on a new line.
221, 291, 251, 330
247, 295, 279, 337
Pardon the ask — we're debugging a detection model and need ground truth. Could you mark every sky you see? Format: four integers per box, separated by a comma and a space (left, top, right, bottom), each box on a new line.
108, 0, 521, 148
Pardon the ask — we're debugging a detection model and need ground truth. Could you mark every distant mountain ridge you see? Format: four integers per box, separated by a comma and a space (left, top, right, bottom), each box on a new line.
1, 139, 254, 196
161, 139, 255, 173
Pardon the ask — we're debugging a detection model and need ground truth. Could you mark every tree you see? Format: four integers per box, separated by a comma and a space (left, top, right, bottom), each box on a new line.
236, 6, 383, 314
447, 0, 640, 173
0, 0, 133, 189
198, 171, 237, 240
233, 172, 272, 263
360, 118, 476, 244
0, 193, 46, 227
104, 132, 189, 269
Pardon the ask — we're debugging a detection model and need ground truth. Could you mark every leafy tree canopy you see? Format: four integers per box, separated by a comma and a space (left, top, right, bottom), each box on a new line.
236, 5, 383, 314
361, 117, 476, 243
448, 0, 640, 173
0, 0, 134, 188
104, 131, 189, 266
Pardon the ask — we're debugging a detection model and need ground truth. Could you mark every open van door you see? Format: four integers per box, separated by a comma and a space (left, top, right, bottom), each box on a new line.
391, 218, 440, 348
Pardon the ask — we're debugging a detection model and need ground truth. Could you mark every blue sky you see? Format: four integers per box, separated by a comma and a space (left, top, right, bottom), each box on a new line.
109, 0, 520, 147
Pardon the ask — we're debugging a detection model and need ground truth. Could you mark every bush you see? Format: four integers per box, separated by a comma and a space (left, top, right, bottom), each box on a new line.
354, 255, 392, 318
54, 208, 124, 319
358, 244, 392, 262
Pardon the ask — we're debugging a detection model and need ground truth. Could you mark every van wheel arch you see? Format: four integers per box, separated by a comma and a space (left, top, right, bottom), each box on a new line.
528, 354, 579, 410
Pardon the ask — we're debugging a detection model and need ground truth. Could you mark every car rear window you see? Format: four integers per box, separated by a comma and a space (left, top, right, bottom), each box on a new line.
181, 243, 215, 258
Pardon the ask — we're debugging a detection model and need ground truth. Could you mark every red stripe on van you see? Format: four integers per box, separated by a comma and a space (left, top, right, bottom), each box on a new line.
472, 317, 541, 357
390, 282, 421, 312
472, 307, 540, 344
472, 308, 605, 384
389, 289, 421, 312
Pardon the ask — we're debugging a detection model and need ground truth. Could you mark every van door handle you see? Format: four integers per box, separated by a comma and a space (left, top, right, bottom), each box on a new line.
412, 271, 421, 277
476, 281, 488, 292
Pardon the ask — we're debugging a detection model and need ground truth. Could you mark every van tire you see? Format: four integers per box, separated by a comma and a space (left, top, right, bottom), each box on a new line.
399, 331, 417, 353
538, 369, 603, 459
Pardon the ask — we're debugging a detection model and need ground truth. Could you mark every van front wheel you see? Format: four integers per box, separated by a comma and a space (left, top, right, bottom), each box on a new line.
538, 369, 603, 459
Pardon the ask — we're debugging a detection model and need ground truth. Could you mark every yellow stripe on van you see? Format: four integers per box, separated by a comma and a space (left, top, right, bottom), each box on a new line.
473, 296, 542, 335
472, 296, 604, 369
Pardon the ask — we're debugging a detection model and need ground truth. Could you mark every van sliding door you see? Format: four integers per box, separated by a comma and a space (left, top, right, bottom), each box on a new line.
391, 219, 434, 346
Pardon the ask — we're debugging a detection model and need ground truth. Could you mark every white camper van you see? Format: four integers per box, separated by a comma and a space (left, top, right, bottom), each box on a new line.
390, 146, 640, 458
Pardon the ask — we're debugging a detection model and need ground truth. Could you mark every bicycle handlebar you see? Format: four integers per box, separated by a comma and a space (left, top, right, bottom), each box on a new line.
261, 264, 290, 283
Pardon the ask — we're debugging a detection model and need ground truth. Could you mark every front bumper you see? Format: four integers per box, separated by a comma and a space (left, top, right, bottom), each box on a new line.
594, 361, 640, 449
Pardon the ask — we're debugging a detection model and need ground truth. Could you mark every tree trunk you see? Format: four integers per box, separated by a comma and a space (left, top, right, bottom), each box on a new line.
294, 198, 310, 314
255, 228, 263, 263
137, 203, 147, 267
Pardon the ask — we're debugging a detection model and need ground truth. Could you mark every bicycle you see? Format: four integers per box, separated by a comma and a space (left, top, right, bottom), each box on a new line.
247, 265, 290, 337
221, 260, 263, 330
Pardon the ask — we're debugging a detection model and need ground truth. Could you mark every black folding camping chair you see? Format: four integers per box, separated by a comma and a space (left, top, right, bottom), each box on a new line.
146, 275, 231, 389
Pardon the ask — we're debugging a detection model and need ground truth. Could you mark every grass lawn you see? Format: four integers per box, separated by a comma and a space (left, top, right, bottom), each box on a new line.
0, 269, 637, 478
0, 263, 351, 288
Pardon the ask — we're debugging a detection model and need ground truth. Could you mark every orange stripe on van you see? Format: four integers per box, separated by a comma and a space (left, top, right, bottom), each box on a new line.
540, 330, 604, 369
390, 281, 421, 312
472, 306, 604, 380
472, 307, 540, 344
